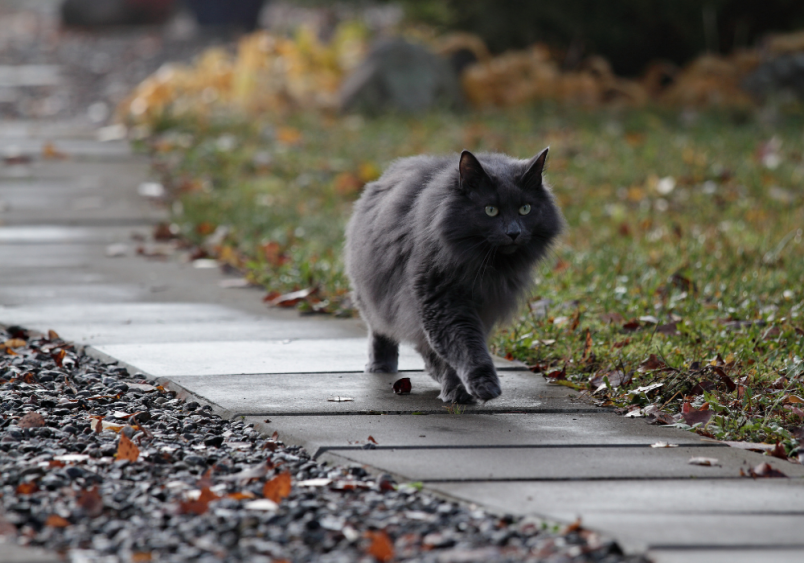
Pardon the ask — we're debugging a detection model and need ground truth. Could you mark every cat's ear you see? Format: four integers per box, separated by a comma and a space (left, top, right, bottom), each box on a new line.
521, 147, 549, 190
458, 150, 489, 192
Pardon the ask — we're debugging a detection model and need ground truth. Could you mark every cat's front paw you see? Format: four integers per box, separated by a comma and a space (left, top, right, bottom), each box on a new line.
365, 361, 398, 374
465, 366, 502, 401
439, 382, 476, 404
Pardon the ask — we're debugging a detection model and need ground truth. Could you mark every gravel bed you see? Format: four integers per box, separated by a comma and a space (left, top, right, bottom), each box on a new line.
0, 325, 646, 563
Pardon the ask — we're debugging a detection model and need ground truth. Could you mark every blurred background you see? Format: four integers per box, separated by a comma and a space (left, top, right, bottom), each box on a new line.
1, 0, 804, 123
2, 0, 804, 443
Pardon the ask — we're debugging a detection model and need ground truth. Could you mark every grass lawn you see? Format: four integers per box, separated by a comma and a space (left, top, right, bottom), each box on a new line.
145, 104, 804, 454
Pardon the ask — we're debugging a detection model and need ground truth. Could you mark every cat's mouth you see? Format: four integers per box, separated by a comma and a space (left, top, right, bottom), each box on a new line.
499, 246, 518, 255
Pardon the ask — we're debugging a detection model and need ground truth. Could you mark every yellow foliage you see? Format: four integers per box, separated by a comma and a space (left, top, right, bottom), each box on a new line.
120, 22, 368, 125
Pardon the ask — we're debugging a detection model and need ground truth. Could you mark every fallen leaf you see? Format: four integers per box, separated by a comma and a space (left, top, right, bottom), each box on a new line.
117, 433, 140, 462
656, 322, 679, 335
638, 354, 665, 372
52, 349, 66, 367
267, 287, 315, 308
244, 499, 279, 511
47, 329, 60, 340
622, 319, 641, 332
226, 491, 256, 500
682, 409, 713, 426
582, 328, 593, 358
263, 472, 292, 504
295, 478, 333, 487
392, 378, 412, 395
178, 487, 219, 515
222, 461, 272, 483
688, 457, 720, 467
3, 338, 26, 348
628, 383, 664, 395
18, 412, 46, 429
42, 142, 67, 159
45, 514, 70, 528
742, 462, 788, 478
561, 517, 583, 534
783, 395, 804, 404
368, 435, 378, 444
327, 396, 354, 402
365, 530, 395, 562
600, 312, 624, 324
131, 553, 152, 563
16, 482, 38, 495
77, 487, 104, 517
723, 441, 777, 453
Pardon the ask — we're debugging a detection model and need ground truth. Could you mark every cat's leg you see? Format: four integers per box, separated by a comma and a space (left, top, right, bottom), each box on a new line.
366, 331, 399, 373
416, 344, 474, 404
418, 287, 502, 401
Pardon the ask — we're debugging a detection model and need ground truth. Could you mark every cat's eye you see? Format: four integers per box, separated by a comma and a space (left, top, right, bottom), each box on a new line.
485, 205, 499, 217
519, 204, 531, 215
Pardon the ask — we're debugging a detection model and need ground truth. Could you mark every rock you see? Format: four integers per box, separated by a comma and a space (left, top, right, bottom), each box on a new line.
744, 52, 804, 100
340, 39, 463, 115
60, 0, 174, 27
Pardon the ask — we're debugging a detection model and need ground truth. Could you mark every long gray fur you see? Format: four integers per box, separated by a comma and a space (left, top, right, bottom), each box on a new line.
344, 150, 564, 403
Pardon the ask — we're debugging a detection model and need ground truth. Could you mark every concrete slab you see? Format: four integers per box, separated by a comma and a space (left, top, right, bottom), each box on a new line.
433, 479, 804, 516
0, 65, 61, 87
245, 413, 707, 456
162, 370, 580, 416
0, 186, 156, 225
92, 338, 525, 376
0, 542, 61, 563
569, 514, 804, 554
0, 284, 148, 305
0, 225, 147, 244
0, 303, 255, 326
0, 138, 130, 158
322, 445, 804, 481
648, 548, 804, 563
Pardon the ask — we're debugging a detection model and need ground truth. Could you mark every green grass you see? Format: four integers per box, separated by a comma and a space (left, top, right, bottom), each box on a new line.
146, 104, 804, 453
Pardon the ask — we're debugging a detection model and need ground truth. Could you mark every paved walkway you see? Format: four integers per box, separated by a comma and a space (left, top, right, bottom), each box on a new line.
2, 122, 803, 563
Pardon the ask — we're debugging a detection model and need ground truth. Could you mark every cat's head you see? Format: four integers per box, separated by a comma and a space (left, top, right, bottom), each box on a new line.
445, 149, 564, 264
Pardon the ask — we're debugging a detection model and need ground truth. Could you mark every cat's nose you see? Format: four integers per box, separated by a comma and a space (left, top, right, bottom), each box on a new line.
506, 224, 521, 241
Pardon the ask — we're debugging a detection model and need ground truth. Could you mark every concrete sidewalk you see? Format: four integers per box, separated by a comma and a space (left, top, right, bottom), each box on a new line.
2, 123, 803, 563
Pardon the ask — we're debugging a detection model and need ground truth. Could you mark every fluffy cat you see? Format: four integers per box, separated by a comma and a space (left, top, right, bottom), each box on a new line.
345, 149, 564, 403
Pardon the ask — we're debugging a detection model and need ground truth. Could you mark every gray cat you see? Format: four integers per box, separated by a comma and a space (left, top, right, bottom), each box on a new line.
345, 150, 564, 403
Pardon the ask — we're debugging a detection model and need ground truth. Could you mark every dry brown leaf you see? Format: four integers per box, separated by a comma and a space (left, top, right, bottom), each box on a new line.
16, 482, 38, 495
47, 329, 60, 340
3, 338, 27, 348
18, 412, 46, 429
117, 433, 140, 462
263, 472, 292, 504
688, 456, 720, 467
742, 462, 788, 479
45, 514, 70, 528
227, 491, 256, 500
77, 487, 104, 517
131, 553, 153, 563
178, 487, 220, 515
365, 530, 395, 562
42, 142, 68, 159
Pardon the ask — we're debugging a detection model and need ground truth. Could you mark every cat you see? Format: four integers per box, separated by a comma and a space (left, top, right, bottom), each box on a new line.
344, 149, 564, 403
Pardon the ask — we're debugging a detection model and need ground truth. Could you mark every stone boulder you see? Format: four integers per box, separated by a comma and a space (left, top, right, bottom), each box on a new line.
340, 39, 463, 114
